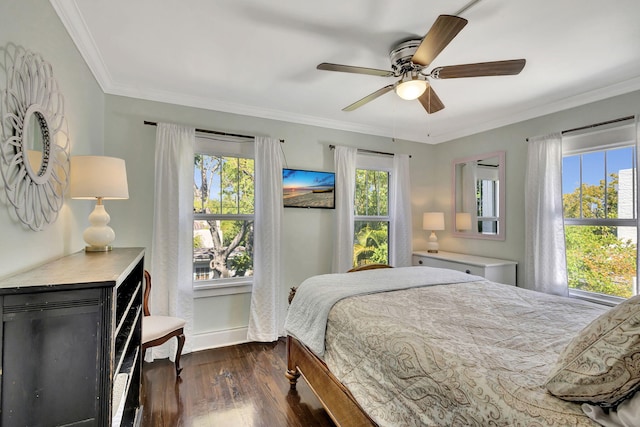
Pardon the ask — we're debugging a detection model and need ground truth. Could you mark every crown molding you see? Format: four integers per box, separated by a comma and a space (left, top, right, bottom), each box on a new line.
50, 0, 112, 92
50, 0, 640, 145
106, 80, 411, 141
96, 76, 640, 144
427, 75, 640, 144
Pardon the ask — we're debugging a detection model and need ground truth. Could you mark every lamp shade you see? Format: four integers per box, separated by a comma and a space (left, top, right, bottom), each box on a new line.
456, 212, 472, 231
70, 156, 129, 199
423, 212, 445, 231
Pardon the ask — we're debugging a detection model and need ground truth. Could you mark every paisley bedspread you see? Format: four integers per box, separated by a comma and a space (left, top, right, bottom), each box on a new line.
322, 280, 607, 426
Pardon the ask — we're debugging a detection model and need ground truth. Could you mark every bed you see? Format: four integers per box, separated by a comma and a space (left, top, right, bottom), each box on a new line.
284, 266, 640, 427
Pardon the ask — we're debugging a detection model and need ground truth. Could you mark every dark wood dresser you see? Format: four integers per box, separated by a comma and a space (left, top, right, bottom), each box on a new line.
0, 247, 145, 426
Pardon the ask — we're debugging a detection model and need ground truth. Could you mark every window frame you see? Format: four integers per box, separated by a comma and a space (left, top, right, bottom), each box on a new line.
192, 135, 255, 296
353, 153, 393, 267
562, 123, 638, 303
477, 176, 499, 233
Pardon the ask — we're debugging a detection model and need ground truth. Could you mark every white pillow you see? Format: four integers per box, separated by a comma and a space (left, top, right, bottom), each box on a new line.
582, 391, 640, 427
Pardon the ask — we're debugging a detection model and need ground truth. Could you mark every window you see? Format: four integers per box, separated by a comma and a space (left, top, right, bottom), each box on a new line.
192, 137, 254, 286
476, 164, 500, 234
562, 137, 637, 300
353, 155, 391, 267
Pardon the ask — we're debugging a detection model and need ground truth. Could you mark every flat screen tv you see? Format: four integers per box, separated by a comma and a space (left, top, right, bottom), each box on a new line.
282, 168, 335, 209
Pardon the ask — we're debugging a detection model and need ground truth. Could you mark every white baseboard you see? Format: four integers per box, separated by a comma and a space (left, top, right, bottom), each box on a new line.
191, 326, 249, 352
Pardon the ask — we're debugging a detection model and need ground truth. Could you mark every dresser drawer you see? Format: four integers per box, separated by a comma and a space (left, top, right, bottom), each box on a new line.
413, 256, 484, 276
412, 251, 517, 286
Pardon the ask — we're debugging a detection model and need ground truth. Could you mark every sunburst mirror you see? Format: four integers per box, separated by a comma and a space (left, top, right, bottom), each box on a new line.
0, 47, 70, 231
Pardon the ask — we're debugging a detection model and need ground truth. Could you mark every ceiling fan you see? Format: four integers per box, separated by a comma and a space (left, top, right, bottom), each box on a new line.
317, 15, 526, 114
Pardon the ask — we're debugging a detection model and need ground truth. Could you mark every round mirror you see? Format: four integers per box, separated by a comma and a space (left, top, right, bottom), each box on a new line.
0, 48, 69, 231
22, 106, 51, 183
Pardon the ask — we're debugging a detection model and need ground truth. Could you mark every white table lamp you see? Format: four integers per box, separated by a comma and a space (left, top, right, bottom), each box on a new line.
456, 212, 473, 232
70, 156, 129, 252
423, 212, 445, 253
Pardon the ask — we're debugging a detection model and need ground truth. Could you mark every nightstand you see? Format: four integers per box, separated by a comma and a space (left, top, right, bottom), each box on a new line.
412, 250, 517, 285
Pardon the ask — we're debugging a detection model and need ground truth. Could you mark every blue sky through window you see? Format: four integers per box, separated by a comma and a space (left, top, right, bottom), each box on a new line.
562, 146, 635, 195
194, 156, 227, 200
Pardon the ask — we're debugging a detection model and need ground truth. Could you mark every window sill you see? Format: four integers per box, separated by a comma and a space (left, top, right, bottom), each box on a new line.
569, 288, 623, 307
194, 279, 253, 298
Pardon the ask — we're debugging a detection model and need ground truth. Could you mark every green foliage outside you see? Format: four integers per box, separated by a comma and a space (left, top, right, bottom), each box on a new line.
563, 172, 636, 298
563, 173, 619, 219
228, 251, 253, 275
193, 155, 254, 279
194, 155, 254, 215
193, 234, 205, 249
353, 169, 389, 266
354, 169, 388, 216
353, 222, 389, 267
565, 225, 635, 298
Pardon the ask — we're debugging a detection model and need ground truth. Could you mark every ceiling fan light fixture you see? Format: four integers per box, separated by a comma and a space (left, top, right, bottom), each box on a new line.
395, 75, 427, 100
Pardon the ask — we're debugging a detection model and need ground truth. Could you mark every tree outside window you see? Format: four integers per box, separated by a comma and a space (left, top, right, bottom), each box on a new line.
353, 169, 389, 267
562, 146, 637, 299
193, 154, 254, 282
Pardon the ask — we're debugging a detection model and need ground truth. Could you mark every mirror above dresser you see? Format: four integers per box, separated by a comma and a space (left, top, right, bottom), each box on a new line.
452, 151, 506, 240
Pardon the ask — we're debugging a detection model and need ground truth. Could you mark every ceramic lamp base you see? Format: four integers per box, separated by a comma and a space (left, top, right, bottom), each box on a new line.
83, 201, 116, 251
426, 231, 439, 253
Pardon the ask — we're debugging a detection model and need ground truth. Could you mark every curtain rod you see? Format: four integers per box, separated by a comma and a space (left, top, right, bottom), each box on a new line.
143, 121, 284, 143
561, 115, 635, 135
328, 144, 411, 158
526, 115, 635, 142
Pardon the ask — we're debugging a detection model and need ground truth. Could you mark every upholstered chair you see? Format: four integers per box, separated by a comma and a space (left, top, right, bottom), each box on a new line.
142, 270, 186, 376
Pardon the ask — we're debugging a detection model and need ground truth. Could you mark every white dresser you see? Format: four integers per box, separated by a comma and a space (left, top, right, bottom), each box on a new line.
412, 250, 517, 286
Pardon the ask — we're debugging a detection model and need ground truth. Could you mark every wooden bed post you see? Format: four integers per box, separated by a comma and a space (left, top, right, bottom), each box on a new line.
283, 265, 390, 425
285, 336, 301, 389
286, 288, 301, 389
284, 335, 377, 426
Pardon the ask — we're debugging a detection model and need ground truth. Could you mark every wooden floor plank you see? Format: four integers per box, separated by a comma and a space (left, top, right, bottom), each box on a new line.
141, 339, 335, 427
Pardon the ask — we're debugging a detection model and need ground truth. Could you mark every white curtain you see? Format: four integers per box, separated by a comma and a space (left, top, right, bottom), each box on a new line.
524, 132, 568, 296
462, 161, 478, 233
636, 115, 640, 297
332, 146, 357, 273
247, 137, 284, 341
149, 123, 195, 360
390, 154, 412, 267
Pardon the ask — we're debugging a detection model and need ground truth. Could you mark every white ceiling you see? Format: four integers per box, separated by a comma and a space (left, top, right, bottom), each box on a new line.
51, 0, 640, 144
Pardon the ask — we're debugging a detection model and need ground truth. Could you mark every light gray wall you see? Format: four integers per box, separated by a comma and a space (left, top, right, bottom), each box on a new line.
103, 94, 434, 337
0, 0, 104, 279
430, 90, 640, 286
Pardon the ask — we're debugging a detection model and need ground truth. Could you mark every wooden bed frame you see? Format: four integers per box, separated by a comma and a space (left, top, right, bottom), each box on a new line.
286, 335, 375, 427
285, 263, 392, 426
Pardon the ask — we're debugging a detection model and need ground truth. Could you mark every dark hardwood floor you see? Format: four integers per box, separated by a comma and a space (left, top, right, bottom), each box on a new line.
141, 338, 335, 427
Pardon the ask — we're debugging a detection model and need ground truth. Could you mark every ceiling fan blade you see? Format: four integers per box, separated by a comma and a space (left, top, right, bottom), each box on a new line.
411, 15, 468, 67
431, 59, 526, 79
317, 62, 394, 77
417, 84, 445, 114
343, 84, 395, 111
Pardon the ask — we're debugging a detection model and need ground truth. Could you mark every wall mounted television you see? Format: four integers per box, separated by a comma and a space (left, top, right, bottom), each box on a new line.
282, 168, 335, 209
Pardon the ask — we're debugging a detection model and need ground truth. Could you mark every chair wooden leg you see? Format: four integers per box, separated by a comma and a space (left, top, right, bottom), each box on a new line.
175, 333, 185, 377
